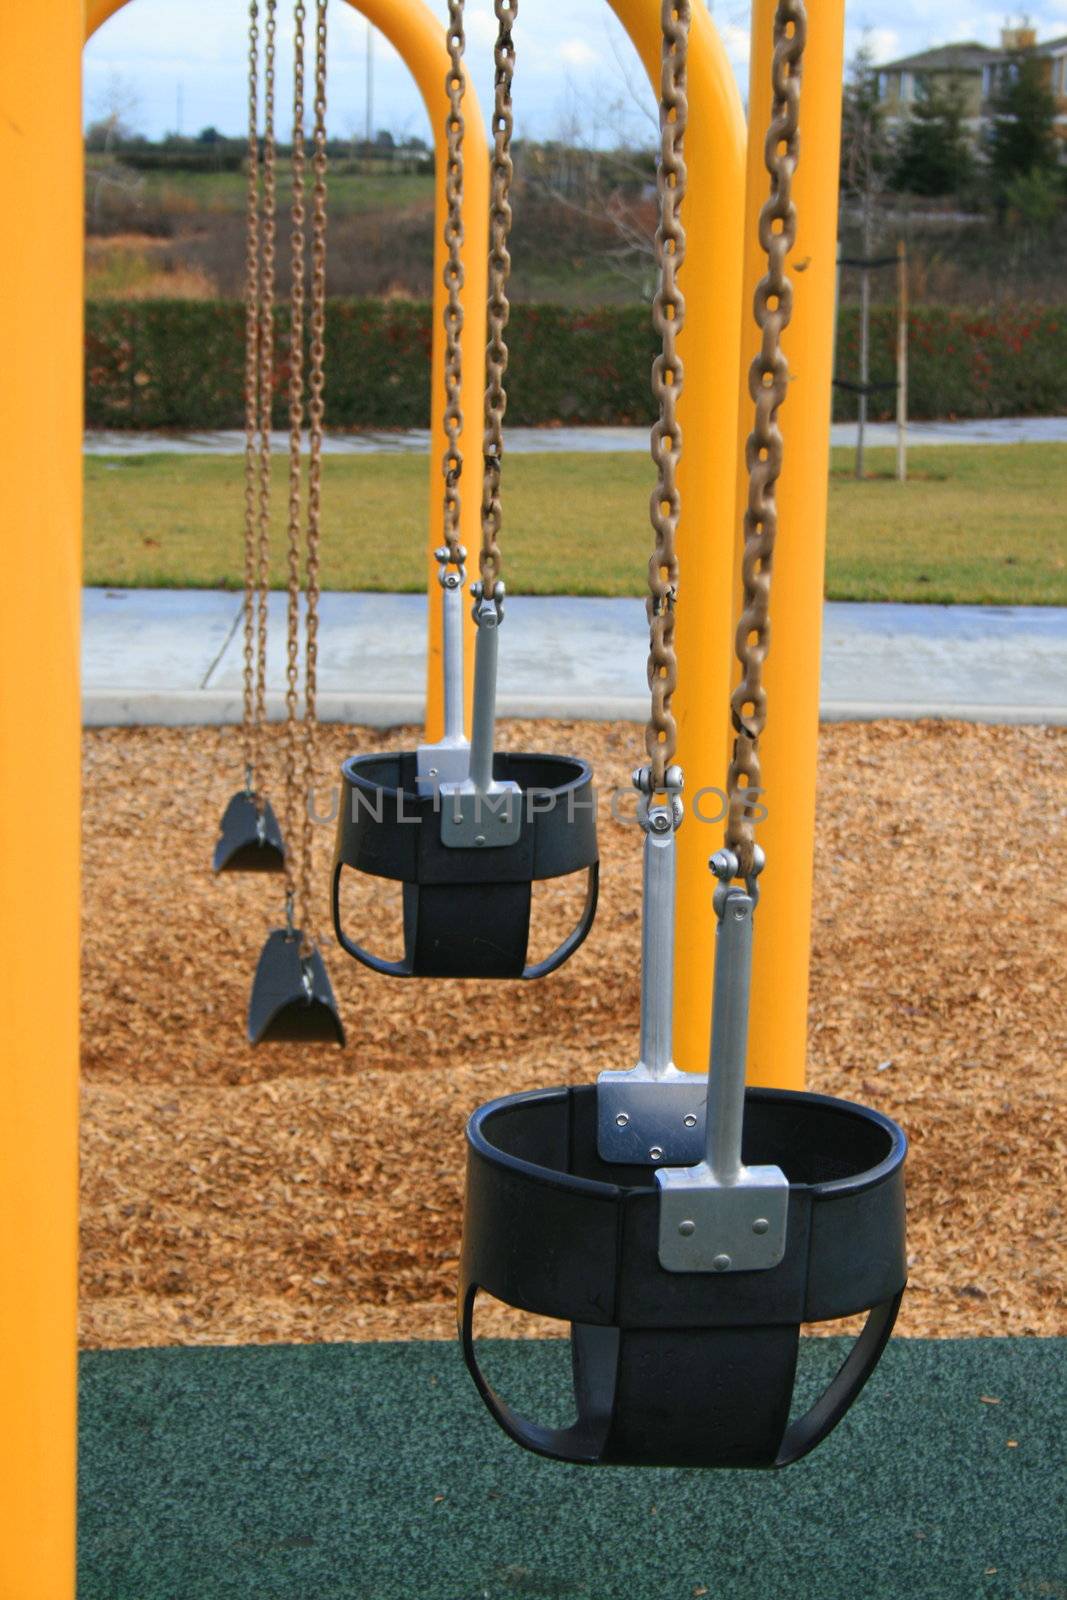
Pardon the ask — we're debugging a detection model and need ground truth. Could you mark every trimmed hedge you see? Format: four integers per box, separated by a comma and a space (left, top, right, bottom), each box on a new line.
85, 299, 1067, 430
833, 304, 1067, 421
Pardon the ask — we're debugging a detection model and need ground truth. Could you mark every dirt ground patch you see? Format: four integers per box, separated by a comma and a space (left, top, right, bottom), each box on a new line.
80, 719, 1065, 1348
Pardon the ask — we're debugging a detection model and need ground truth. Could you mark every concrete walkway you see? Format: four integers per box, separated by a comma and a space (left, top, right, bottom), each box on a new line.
83, 416, 1067, 457
83, 589, 1067, 727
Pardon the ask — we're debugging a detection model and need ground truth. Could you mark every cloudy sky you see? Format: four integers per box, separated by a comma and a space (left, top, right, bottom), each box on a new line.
85, 0, 1067, 145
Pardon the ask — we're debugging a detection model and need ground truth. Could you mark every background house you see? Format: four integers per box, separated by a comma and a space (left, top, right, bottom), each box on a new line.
878, 28, 1067, 152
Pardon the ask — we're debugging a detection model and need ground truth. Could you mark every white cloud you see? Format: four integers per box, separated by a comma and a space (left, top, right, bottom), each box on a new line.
866, 28, 899, 62
557, 37, 599, 68
720, 22, 751, 67
461, 3, 500, 49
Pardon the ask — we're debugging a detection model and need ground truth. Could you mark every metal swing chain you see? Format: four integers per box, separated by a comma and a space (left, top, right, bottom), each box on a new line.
479, 0, 517, 594
255, 0, 278, 754
722, 0, 806, 883
440, 0, 467, 577
242, 0, 262, 792
283, 0, 308, 926
643, 0, 689, 803
292, 0, 329, 959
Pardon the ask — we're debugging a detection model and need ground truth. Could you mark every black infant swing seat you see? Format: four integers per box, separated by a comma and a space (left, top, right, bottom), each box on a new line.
331, 749, 599, 980
460, 1083, 907, 1469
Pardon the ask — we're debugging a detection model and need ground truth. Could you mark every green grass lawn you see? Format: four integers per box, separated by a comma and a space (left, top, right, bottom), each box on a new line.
84, 443, 1067, 605
87, 161, 436, 217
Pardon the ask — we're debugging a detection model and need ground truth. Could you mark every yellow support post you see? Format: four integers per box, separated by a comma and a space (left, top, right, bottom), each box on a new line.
607, 0, 748, 1076
0, 2, 82, 1595
86, 0, 489, 741
735, 0, 848, 1089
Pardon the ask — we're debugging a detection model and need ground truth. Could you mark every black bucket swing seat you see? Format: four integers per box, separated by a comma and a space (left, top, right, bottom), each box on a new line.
332, 561, 599, 981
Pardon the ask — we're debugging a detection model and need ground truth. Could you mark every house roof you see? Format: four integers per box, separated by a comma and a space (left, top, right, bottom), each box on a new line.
880, 34, 1067, 73
878, 42, 998, 74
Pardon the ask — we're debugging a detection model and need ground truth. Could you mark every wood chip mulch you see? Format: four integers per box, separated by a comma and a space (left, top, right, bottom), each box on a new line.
80, 719, 1065, 1349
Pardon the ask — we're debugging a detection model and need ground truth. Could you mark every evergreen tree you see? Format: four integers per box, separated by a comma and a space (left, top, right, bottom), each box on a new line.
892, 77, 974, 197
986, 48, 1057, 185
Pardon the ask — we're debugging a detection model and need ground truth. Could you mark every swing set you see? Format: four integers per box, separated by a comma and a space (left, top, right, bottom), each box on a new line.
0, 0, 906, 1589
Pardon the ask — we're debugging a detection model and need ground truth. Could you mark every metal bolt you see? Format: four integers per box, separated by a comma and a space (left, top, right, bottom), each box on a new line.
615, 1112, 630, 1128
733, 906, 747, 922
428, 768, 438, 778
683, 1113, 697, 1128
752, 1218, 770, 1235
649, 1146, 664, 1161
650, 812, 672, 835
712, 1254, 732, 1272
678, 1220, 696, 1238
474, 834, 487, 847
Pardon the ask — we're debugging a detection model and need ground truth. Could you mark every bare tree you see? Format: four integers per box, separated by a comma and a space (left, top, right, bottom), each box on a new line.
86, 70, 142, 152
840, 36, 890, 248
86, 72, 144, 229
518, 69, 659, 299
840, 36, 892, 475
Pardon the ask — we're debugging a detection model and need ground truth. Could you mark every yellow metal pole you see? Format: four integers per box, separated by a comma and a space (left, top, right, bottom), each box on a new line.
607, 0, 747, 1075
0, 1, 82, 1595
735, 0, 847, 1089
86, 0, 489, 741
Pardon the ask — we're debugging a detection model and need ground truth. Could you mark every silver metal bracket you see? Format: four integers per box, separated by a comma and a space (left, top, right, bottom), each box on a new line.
419, 547, 471, 798
440, 580, 521, 849
656, 1162, 788, 1273
654, 886, 789, 1273
598, 770, 701, 1163
417, 739, 470, 797
597, 1064, 707, 1165
439, 779, 522, 848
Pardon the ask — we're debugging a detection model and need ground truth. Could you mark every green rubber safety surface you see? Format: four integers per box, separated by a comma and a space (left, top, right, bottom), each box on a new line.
79, 1337, 1064, 1600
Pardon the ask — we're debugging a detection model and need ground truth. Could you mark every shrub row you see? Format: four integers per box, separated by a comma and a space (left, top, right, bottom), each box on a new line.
85, 300, 1067, 430
833, 304, 1067, 421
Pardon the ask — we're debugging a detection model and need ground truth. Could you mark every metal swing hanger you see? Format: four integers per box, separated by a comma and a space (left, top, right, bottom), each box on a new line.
418, 0, 522, 850
416, 0, 472, 800
598, 0, 805, 1249
214, 0, 285, 874
649, 0, 812, 1260
249, 0, 343, 1046
330, 0, 598, 982
596, 0, 697, 1165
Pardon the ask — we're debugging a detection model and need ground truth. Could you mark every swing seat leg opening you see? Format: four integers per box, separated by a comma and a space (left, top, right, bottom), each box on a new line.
247, 928, 345, 1045
459, 1084, 907, 1469
213, 791, 286, 875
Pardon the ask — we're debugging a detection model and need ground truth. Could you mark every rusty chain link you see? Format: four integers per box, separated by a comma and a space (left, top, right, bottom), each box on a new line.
441, 0, 466, 573
291, 0, 329, 958
724, 0, 807, 878
645, 0, 689, 794
242, 0, 262, 790
479, 0, 517, 592
255, 0, 278, 759
283, 0, 307, 922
